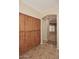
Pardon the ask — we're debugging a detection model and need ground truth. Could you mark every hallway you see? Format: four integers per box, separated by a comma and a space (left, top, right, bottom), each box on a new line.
19, 0, 59, 59
20, 43, 58, 59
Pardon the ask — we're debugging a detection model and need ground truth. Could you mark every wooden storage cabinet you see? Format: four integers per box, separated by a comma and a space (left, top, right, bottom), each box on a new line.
19, 13, 41, 55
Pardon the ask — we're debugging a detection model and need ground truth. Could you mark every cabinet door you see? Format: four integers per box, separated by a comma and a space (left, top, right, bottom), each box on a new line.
25, 16, 32, 31
31, 17, 35, 30
30, 31, 35, 47
34, 31, 40, 46
34, 19, 40, 30
25, 31, 32, 49
19, 13, 25, 31
24, 32, 30, 51
19, 31, 25, 55
36, 19, 40, 30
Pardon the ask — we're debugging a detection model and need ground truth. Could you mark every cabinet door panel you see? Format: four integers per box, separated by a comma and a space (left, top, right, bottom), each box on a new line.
34, 19, 37, 30
31, 31, 35, 47
31, 18, 35, 30
25, 16, 29, 31
34, 19, 40, 30
25, 32, 29, 49
25, 32, 32, 49
25, 16, 33, 31
19, 13, 25, 31
34, 31, 40, 46
36, 19, 40, 30
19, 31, 25, 55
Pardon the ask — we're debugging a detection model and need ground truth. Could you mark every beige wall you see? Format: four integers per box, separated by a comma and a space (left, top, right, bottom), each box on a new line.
41, 19, 49, 43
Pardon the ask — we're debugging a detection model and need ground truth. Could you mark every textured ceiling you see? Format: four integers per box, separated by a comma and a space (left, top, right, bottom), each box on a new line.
22, 0, 59, 14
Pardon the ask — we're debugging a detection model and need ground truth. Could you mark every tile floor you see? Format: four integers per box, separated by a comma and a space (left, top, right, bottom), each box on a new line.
20, 43, 58, 59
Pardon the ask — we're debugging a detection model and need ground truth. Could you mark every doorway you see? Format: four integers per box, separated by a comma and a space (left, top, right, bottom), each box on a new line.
42, 15, 57, 47
47, 22, 57, 47
46, 15, 57, 47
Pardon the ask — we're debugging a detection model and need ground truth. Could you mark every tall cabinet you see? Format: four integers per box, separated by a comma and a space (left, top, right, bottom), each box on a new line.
19, 13, 41, 55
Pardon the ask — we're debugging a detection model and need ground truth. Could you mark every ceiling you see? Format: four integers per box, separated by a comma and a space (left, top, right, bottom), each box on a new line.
22, 0, 59, 14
